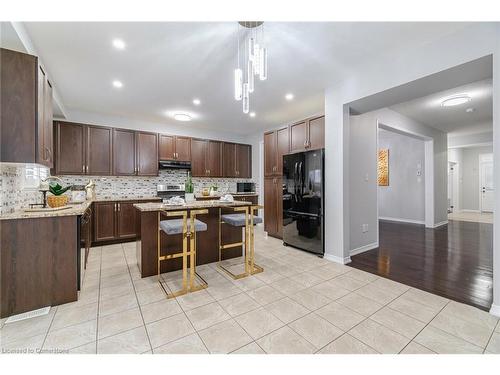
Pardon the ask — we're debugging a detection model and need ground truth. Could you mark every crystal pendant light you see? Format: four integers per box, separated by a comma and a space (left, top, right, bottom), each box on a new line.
253, 44, 260, 75
248, 37, 255, 62
247, 60, 254, 93
242, 83, 249, 114
259, 47, 267, 81
234, 68, 242, 101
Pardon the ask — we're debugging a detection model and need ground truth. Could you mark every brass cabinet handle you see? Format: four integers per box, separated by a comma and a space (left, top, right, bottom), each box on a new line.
82, 164, 85, 173
118, 203, 121, 211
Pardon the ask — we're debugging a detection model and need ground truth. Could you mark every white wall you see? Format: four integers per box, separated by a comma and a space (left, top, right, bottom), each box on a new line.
378, 128, 425, 224
448, 148, 464, 211
348, 108, 446, 252
461, 145, 493, 211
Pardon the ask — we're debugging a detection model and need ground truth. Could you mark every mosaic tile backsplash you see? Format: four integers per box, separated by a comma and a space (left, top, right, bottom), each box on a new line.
0, 163, 257, 215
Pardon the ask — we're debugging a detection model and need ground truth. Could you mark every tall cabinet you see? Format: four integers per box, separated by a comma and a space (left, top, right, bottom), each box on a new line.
1, 48, 53, 167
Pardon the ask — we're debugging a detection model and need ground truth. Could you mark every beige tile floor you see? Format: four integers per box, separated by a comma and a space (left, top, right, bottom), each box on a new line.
1, 225, 500, 354
448, 211, 493, 224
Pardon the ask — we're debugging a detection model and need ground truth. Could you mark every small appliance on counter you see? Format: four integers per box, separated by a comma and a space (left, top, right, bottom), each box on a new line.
85, 179, 96, 200
157, 184, 185, 202
71, 185, 87, 203
236, 182, 255, 194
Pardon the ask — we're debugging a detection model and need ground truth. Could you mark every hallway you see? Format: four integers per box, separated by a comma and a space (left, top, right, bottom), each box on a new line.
349, 220, 493, 311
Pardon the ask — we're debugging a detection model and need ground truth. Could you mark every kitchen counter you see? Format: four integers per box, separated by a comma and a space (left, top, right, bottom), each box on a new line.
134, 199, 251, 212
195, 192, 258, 199
0, 196, 161, 220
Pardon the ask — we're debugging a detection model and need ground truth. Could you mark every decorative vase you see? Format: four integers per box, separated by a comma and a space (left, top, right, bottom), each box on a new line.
185, 193, 195, 203
47, 195, 69, 208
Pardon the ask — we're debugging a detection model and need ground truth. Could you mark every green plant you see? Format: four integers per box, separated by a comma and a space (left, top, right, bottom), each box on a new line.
49, 182, 72, 196
185, 172, 194, 194
212, 184, 218, 191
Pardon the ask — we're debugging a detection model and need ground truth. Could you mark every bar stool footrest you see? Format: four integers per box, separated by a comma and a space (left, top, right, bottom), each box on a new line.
158, 271, 208, 299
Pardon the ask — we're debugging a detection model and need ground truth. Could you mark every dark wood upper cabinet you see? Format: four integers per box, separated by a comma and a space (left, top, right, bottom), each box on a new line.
223, 142, 237, 178
276, 127, 289, 175
207, 140, 222, 177
158, 134, 175, 160
191, 138, 208, 177
136, 131, 158, 176
308, 115, 325, 150
87, 125, 112, 175
264, 131, 277, 177
113, 128, 136, 175
93, 202, 116, 242
236, 143, 251, 178
175, 136, 191, 161
1, 48, 53, 166
290, 120, 308, 153
55, 121, 86, 175
116, 201, 138, 239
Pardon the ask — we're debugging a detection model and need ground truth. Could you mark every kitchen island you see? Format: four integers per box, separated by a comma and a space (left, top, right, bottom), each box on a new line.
134, 200, 253, 278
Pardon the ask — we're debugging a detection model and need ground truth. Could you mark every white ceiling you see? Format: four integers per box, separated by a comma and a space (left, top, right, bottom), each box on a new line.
7, 22, 473, 135
390, 79, 492, 136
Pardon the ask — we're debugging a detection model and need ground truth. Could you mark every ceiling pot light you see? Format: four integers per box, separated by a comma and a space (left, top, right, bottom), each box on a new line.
249, 112, 256, 118
173, 113, 192, 122
112, 39, 126, 50
112, 80, 123, 88
285, 93, 294, 101
192, 99, 201, 106
441, 95, 471, 107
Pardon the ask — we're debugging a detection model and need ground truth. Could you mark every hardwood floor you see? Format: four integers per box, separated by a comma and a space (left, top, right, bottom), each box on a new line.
349, 220, 493, 311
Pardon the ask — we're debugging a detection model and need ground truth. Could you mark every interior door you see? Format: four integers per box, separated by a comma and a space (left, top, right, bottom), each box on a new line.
480, 156, 494, 212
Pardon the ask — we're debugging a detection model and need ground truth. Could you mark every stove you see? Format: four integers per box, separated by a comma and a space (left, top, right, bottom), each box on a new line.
157, 184, 185, 201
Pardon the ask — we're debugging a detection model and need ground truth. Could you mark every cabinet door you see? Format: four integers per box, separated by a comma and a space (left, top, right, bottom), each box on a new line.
87, 125, 112, 175
308, 115, 325, 150
290, 121, 307, 153
94, 202, 116, 242
276, 127, 289, 175
222, 142, 237, 177
264, 131, 277, 177
37, 65, 47, 166
191, 138, 207, 177
113, 128, 136, 175
175, 136, 191, 161
236, 144, 251, 178
158, 134, 175, 160
207, 140, 222, 177
136, 132, 158, 176
264, 177, 278, 235
43, 79, 54, 168
55, 122, 86, 175
276, 177, 283, 238
116, 201, 137, 239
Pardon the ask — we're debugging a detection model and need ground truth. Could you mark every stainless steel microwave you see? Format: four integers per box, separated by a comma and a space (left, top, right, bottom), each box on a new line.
237, 182, 255, 193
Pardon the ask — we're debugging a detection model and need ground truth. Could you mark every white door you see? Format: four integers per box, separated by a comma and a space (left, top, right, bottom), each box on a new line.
480, 155, 494, 212
448, 163, 454, 213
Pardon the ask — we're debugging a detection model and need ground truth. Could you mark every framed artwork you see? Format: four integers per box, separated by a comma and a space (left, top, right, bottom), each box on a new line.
378, 149, 389, 186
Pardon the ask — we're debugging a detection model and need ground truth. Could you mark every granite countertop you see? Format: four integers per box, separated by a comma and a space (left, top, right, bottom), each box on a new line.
195, 192, 258, 198
134, 200, 252, 212
0, 196, 161, 221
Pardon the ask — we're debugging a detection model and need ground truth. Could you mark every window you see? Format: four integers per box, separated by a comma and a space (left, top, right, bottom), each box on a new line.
22, 164, 49, 190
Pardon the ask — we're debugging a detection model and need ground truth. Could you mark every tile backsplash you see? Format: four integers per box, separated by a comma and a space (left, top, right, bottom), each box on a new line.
1, 163, 257, 215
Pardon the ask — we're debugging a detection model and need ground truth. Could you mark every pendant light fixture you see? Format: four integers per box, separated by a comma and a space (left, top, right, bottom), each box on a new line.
234, 21, 267, 114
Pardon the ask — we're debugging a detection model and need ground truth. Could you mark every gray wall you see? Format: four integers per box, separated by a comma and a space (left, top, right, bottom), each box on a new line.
462, 145, 493, 211
378, 128, 425, 223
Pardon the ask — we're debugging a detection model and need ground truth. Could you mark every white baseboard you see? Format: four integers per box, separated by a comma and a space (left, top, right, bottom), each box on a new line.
490, 303, 500, 318
350, 242, 379, 256
324, 253, 352, 265
428, 220, 448, 228
379, 216, 425, 225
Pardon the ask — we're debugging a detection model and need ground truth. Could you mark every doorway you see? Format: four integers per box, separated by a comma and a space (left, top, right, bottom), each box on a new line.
480, 153, 494, 213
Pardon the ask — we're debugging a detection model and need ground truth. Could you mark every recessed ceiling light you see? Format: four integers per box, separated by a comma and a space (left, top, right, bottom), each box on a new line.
174, 113, 192, 122
112, 39, 126, 50
441, 94, 471, 107
192, 99, 201, 106
285, 93, 294, 101
466, 107, 476, 113
249, 112, 256, 118
112, 80, 123, 88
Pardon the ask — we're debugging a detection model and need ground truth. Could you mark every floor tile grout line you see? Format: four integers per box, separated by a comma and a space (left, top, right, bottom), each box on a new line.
38, 306, 58, 353
122, 243, 154, 353
483, 321, 500, 353
94, 246, 104, 353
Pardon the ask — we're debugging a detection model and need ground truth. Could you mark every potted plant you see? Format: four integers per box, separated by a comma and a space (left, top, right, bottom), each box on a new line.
47, 182, 72, 208
185, 172, 195, 203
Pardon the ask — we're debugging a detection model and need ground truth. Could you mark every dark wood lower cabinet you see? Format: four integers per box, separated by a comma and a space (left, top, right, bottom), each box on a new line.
1, 216, 78, 318
93, 202, 116, 242
264, 177, 282, 238
116, 201, 138, 239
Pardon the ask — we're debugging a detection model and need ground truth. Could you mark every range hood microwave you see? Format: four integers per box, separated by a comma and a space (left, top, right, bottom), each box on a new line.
159, 160, 191, 170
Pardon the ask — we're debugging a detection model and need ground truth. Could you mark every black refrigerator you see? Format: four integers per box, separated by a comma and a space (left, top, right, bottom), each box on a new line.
282, 149, 324, 256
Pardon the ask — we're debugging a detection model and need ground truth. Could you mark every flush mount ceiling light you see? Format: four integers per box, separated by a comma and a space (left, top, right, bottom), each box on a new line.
285, 93, 294, 101
234, 21, 268, 114
192, 99, 201, 106
112, 39, 126, 50
112, 80, 123, 88
249, 111, 256, 117
173, 113, 192, 122
441, 94, 471, 107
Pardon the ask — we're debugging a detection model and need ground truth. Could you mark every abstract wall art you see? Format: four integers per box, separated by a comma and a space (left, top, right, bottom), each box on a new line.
378, 148, 389, 186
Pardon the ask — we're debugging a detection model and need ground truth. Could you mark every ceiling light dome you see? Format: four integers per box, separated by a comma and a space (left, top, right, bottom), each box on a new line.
441, 95, 471, 107
173, 113, 192, 122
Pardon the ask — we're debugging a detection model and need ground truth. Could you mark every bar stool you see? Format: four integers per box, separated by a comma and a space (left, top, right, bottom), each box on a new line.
157, 209, 209, 298
218, 204, 264, 279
